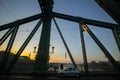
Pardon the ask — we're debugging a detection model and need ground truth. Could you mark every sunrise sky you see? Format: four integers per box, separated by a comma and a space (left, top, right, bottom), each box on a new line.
0, 0, 119, 64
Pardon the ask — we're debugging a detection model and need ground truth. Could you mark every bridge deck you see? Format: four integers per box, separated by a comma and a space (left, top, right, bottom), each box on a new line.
0, 72, 120, 80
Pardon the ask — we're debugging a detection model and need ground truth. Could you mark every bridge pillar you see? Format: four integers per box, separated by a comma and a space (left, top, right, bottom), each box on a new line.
33, 0, 53, 72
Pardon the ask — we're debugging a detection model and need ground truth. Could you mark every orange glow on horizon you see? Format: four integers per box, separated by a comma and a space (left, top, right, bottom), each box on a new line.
10, 50, 36, 60
49, 56, 70, 63
0, 49, 70, 63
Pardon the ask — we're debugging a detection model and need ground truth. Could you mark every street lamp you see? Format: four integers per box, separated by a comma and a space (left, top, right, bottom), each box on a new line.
52, 46, 55, 53
33, 46, 37, 53
49, 45, 55, 54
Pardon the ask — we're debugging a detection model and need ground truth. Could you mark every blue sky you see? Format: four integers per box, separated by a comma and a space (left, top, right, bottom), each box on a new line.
0, 0, 119, 63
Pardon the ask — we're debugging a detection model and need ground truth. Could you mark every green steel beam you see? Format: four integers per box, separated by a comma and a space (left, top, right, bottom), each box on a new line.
112, 28, 120, 52
0, 25, 19, 73
81, 23, 120, 72
53, 18, 78, 68
79, 23, 89, 73
0, 12, 119, 31
33, 0, 53, 73
0, 0, 119, 73
0, 27, 15, 46
53, 12, 119, 29
34, 14, 52, 72
6, 19, 42, 72
0, 13, 42, 31
38, 0, 53, 13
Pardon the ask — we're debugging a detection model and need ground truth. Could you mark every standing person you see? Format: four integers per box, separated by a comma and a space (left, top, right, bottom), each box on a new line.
60, 64, 63, 70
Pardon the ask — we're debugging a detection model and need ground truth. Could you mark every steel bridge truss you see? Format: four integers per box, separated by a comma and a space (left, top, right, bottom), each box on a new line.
0, 0, 120, 73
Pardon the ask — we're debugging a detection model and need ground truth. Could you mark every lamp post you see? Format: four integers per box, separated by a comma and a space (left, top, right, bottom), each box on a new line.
51, 46, 55, 53
33, 46, 37, 53
49, 45, 55, 54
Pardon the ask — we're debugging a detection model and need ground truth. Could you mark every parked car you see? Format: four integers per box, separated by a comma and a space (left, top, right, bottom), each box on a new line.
58, 67, 80, 77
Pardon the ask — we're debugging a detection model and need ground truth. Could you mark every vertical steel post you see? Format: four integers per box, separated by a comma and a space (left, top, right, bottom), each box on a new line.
53, 18, 78, 68
34, 15, 52, 72
33, 0, 53, 72
0, 24, 19, 72
81, 23, 120, 72
79, 23, 89, 72
112, 28, 120, 52
34, 13, 52, 73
